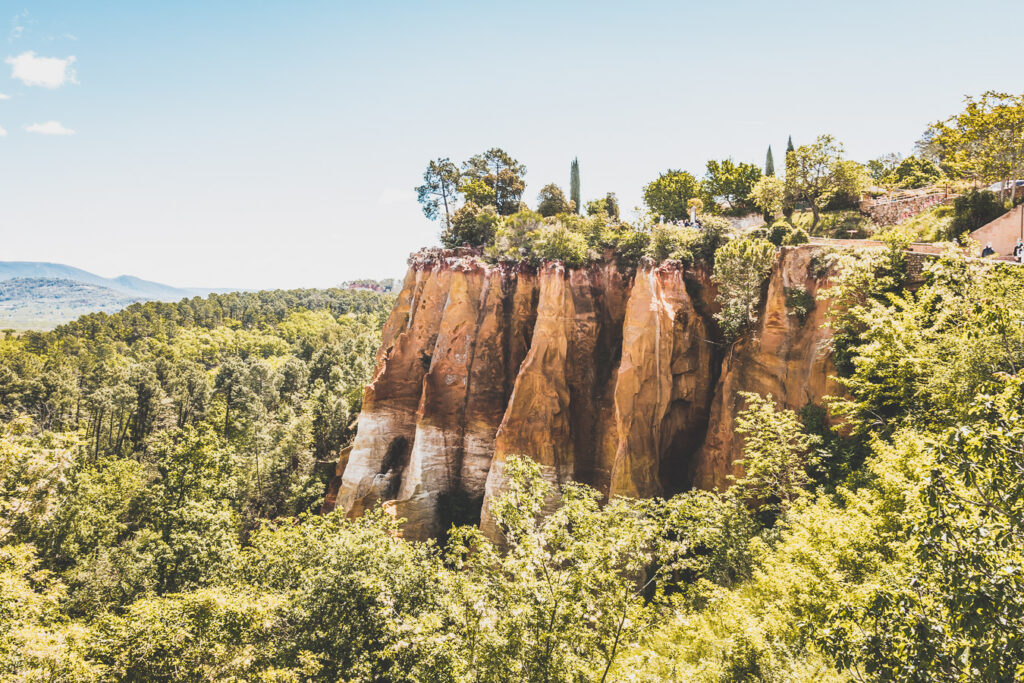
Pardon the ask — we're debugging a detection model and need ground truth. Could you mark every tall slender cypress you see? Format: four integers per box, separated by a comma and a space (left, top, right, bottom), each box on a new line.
786, 136, 795, 154
570, 158, 581, 214
765, 146, 775, 177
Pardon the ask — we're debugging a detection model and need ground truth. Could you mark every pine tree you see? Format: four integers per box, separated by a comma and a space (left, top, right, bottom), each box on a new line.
765, 146, 775, 177
570, 158, 581, 215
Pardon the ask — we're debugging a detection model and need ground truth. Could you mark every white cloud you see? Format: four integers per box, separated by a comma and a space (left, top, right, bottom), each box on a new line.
0, 93, 9, 100
6, 51, 77, 88
25, 121, 74, 136
0, 125, 7, 137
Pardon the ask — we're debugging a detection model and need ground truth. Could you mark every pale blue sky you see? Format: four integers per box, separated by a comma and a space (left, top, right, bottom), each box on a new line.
0, 1, 1019, 289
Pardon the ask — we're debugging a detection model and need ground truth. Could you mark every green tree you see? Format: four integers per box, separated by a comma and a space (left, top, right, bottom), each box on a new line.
536, 183, 571, 217
586, 192, 620, 220
569, 157, 581, 215
441, 202, 500, 248
867, 152, 901, 184
923, 91, 1024, 203
730, 392, 822, 516
785, 135, 855, 230
823, 378, 1024, 681
712, 237, 776, 340
765, 145, 775, 177
461, 148, 527, 216
705, 159, 762, 212
415, 158, 461, 228
883, 156, 943, 189
750, 175, 785, 219
951, 189, 1006, 233
643, 170, 705, 222
446, 456, 663, 682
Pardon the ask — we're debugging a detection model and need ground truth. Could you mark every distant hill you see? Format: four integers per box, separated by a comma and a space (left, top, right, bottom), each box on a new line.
0, 262, 217, 300
0, 278, 143, 330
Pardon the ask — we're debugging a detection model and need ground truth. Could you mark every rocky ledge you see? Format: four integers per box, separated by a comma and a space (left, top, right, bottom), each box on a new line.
325, 245, 842, 540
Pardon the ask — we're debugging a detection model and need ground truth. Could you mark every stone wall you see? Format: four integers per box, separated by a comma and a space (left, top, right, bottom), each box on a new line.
862, 193, 953, 226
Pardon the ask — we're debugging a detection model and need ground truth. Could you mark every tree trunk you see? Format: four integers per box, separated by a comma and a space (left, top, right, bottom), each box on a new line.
809, 200, 821, 231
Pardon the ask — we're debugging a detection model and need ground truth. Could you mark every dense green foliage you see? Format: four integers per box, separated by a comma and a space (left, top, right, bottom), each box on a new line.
4, 244, 1024, 681
882, 155, 944, 189
712, 237, 777, 341
643, 169, 708, 222
951, 189, 1007, 234
704, 158, 763, 213
9, 93, 1024, 681
785, 135, 868, 230
586, 192, 620, 220
922, 91, 1024, 203
536, 183, 572, 217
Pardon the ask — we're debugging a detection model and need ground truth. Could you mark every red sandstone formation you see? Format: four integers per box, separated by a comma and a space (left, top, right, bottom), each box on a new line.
327, 245, 839, 539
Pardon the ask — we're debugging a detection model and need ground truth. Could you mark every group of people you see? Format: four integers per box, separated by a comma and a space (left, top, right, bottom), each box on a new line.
980, 239, 1024, 263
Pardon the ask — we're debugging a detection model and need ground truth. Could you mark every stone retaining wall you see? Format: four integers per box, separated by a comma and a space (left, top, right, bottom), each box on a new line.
861, 193, 954, 226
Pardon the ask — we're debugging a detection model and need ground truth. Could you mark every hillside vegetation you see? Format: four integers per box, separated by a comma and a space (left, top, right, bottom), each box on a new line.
2, 243, 1024, 681
4, 91, 1024, 681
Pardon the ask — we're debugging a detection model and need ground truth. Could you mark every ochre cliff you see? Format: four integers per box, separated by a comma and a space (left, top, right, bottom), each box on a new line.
326, 245, 839, 539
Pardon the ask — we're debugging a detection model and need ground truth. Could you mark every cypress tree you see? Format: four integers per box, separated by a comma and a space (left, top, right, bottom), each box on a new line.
783, 136, 796, 221
765, 146, 775, 177
570, 158, 581, 214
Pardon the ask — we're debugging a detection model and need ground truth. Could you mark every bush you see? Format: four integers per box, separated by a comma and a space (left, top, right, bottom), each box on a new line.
713, 237, 777, 340
646, 224, 697, 262
951, 189, 1006, 235
531, 225, 590, 267
585, 193, 620, 221
784, 285, 815, 323
782, 227, 809, 245
536, 184, 572, 217
610, 228, 651, 267
751, 223, 808, 247
441, 202, 500, 248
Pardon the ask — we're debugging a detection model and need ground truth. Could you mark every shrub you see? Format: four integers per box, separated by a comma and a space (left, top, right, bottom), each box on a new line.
532, 224, 590, 267
690, 215, 730, 265
646, 224, 697, 262
713, 237, 777, 340
784, 286, 815, 323
441, 202, 500, 248
782, 227, 809, 245
951, 189, 1006, 235
536, 183, 572, 217
585, 193, 620, 220
610, 228, 651, 267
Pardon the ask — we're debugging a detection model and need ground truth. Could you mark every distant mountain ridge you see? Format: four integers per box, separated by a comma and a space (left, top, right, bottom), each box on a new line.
0, 261, 220, 301
0, 277, 142, 330
0, 262, 236, 330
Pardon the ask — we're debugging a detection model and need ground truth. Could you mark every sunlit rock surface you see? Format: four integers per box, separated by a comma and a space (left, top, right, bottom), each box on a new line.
326, 245, 839, 540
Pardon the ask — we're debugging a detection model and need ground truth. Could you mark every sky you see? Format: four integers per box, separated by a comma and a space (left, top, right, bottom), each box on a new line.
0, 0, 1021, 290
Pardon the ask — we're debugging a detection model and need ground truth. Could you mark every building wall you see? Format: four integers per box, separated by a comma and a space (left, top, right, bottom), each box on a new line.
971, 204, 1024, 257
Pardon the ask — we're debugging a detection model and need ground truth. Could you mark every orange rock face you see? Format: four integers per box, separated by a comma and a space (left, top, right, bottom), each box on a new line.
330, 245, 840, 539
